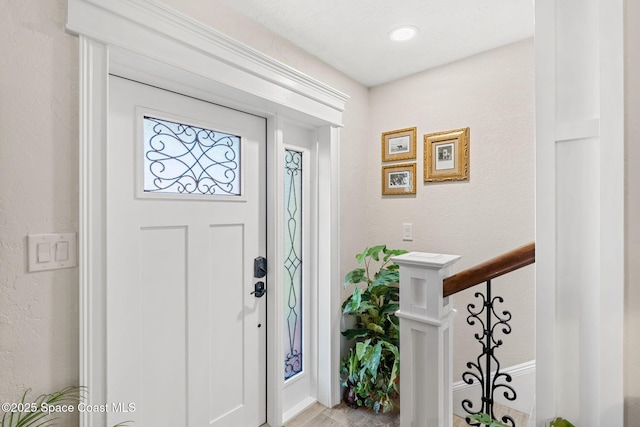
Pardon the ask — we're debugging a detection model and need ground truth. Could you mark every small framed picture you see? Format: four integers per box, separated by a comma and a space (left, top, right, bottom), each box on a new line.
424, 127, 470, 182
382, 163, 416, 195
381, 127, 417, 162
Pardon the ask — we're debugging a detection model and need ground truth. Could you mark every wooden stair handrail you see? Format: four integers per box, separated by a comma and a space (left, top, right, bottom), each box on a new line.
443, 242, 535, 298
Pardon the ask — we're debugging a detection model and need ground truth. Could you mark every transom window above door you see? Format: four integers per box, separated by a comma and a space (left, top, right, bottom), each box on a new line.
142, 115, 242, 197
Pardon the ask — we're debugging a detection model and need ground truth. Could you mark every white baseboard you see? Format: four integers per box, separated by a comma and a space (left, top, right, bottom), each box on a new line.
452, 360, 535, 418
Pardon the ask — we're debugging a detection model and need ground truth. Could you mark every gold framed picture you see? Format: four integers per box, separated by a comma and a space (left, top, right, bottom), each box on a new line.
382, 163, 416, 195
381, 127, 417, 162
424, 127, 470, 182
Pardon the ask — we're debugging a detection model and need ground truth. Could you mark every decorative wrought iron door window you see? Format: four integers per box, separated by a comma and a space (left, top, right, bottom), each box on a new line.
284, 150, 303, 380
142, 116, 241, 196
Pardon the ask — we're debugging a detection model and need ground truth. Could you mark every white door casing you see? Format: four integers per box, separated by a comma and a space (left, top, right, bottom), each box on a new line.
107, 76, 267, 426
67, 1, 347, 426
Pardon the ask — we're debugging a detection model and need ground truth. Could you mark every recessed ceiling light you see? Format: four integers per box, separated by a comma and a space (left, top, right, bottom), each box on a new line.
389, 26, 419, 42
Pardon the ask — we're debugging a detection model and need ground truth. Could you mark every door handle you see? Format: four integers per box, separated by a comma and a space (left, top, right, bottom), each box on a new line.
251, 281, 266, 298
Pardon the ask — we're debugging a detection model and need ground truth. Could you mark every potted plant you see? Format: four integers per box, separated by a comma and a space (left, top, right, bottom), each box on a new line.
339, 245, 407, 414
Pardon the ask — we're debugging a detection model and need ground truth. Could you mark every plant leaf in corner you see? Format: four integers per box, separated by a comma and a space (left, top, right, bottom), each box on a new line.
344, 268, 366, 286
367, 245, 386, 262
383, 248, 408, 262
366, 323, 385, 334
341, 328, 370, 340
372, 269, 399, 287
342, 286, 362, 314
355, 250, 367, 264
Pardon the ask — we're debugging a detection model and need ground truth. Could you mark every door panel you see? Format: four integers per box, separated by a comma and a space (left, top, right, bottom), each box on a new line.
139, 226, 188, 426
107, 76, 266, 427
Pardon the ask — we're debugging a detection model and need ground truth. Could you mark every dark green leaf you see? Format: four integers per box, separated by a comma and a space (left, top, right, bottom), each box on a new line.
380, 303, 399, 316
467, 413, 510, 427
344, 299, 376, 316
468, 413, 493, 424
342, 286, 362, 314
366, 323, 385, 334
372, 269, 399, 287
367, 245, 386, 262
363, 342, 382, 377
341, 328, 371, 340
370, 284, 399, 300
344, 268, 366, 286
382, 248, 408, 262
355, 339, 372, 359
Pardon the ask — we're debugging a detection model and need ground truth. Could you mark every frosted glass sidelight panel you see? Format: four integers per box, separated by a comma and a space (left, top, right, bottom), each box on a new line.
143, 116, 241, 196
284, 150, 303, 380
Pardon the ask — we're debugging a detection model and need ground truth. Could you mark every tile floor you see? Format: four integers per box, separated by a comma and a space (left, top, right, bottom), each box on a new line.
284, 402, 398, 427
284, 401, 530, 427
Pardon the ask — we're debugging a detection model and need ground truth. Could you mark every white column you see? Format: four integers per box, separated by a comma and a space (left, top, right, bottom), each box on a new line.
392, 252, 461, 427
536, 0, 624, 424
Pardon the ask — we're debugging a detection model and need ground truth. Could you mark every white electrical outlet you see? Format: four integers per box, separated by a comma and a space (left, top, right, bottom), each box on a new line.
28, 233, 77, 272
403, 223, 413, 241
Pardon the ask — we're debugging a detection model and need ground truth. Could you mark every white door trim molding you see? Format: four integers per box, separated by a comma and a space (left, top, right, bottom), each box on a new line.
68, 1, 346, 426
67, 0, 348, 124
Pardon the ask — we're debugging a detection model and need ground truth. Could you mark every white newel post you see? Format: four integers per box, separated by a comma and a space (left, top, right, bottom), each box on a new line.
392, 252, 461, 427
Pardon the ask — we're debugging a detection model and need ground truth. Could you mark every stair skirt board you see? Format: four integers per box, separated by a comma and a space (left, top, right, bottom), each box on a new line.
452, 360, 535, 418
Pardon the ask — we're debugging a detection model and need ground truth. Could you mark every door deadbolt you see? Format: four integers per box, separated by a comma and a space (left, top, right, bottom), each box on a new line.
254, 256, 267, 278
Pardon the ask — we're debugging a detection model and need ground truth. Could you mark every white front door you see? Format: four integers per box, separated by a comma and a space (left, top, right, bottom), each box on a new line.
106, 75, 267, 427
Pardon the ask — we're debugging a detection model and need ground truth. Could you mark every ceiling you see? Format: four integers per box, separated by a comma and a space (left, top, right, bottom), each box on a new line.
217, 0, 534, 87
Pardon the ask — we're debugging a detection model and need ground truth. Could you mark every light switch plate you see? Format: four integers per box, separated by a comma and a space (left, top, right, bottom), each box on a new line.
28, 233, 77, 272
403, 223, 413, 241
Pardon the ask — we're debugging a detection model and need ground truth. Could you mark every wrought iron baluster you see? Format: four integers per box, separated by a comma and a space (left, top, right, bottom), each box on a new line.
463, 279, 517, 427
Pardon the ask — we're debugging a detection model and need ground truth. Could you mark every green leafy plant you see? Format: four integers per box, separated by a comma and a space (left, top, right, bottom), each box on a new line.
1, 386, 83, 427
340, 245, 407, 414
0, 386, 131, 427
467, 413, 510, 427
549, 417, 575, 427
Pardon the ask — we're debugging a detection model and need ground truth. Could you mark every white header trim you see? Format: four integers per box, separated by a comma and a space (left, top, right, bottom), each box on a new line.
66, 0, 348, 125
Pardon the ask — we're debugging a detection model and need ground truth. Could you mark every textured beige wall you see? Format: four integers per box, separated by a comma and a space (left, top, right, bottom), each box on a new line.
368, 39, 535, 380
0, 0, 79, 421
625, 0, 640, 422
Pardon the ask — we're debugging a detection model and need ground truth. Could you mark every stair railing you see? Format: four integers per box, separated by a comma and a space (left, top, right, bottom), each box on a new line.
444, 242, 535, 426
392, 242, 535, 427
